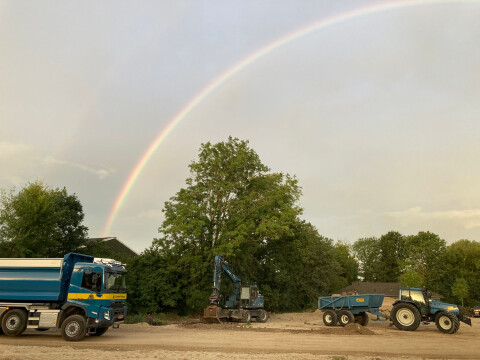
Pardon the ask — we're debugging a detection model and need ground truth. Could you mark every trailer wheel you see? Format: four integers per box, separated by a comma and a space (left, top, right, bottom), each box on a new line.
1, 309, 27, 336
354, 312, 369, 326
257, 310, 268, 323
338, 310, 354, 327
90, 327, 109, 336
61, 315, 87, 341
391, 303, 421, 331
322, 310, 337, 327
435, 312, 460, 334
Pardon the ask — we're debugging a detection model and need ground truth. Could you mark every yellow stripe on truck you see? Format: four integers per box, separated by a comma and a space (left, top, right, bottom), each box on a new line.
67, 293, 127, 300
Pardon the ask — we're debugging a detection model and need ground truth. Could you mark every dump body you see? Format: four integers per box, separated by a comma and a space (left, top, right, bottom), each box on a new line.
318, 294, 386, 327
0, 253, 93, 302
318, 294, 385, 314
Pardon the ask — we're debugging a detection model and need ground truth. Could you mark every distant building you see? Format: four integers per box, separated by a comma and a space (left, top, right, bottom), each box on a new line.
336, 281, 443, 299
86, 237, 137, 260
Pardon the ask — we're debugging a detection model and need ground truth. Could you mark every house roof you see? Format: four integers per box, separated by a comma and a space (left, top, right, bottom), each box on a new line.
86, 237, 137, 258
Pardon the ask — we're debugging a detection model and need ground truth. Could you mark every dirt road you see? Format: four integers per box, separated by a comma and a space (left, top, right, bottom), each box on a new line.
1, 313, 479, 360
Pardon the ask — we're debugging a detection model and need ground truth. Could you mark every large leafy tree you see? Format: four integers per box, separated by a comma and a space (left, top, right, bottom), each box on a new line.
0, 181, 88, 257
129, 137, 342, 314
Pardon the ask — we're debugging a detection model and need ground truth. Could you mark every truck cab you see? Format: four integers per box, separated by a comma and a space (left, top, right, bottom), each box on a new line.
65, 259, 127, 332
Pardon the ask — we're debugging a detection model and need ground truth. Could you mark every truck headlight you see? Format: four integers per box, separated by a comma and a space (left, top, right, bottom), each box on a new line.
103, 311, 111, 320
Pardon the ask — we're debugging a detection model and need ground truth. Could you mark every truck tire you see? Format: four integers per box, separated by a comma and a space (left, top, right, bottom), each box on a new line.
90, 327, 109, 336
61, 315, 87, 341
1, 309, 27, 336
257, 309, 268, 323
435, 311, 460, 334
354, 312, 369, 327
338, 310, 354, 327
391, 303, 421, 331
241, 310, 251, 323
323, 310, 337, 327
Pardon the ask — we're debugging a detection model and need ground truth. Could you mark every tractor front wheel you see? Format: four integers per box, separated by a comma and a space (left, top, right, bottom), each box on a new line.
391, 303, 421, 331
435, 312, 460, 334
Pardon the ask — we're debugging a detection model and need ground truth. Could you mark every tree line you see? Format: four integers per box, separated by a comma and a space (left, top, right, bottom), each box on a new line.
1, 137, 479, 315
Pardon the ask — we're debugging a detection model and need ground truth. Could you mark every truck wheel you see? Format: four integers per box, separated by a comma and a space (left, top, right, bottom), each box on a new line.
90, 327, 109, 336
391, 303, 421, 331
322, 310, 337, 326
435, 312, 460, 334
61, 315, 87, 341
257, 310, 268, 323
241, 310, 251, 323
338, 310, 354, 327
1, 309, 27, 336
354, 312, 369, 326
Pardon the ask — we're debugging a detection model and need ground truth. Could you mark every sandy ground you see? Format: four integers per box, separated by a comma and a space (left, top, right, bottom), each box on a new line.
1, 308, 480, 360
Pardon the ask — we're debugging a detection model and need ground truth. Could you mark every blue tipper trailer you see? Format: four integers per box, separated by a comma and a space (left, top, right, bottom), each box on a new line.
0, 253, 127, 341
318, 294, 386, 327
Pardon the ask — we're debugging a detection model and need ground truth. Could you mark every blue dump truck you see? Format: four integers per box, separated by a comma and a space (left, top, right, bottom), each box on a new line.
0, 253, 127, 341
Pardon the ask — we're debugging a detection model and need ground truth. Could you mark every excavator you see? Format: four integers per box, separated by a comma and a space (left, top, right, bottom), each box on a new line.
203, 254, 268, 323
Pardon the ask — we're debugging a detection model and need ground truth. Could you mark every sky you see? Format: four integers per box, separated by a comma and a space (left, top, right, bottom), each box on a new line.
1, 0, 480, 253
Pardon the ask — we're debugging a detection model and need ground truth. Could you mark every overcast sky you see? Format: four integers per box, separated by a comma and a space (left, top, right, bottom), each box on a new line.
1, 0, 480, 252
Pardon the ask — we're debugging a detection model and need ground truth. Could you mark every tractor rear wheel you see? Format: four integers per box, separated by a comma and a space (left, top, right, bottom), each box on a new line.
338, 310, 354, 327
354, 312, 369, 326
322, 310, 337, 326
391, 303, 421, 331
435, 312, 460, 334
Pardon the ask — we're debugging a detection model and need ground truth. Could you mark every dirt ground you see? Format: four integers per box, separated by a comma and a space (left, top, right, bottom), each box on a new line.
1, 308, 480, 360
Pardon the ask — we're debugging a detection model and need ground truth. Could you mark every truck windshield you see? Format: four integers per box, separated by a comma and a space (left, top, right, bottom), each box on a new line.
105, 272, 126, 293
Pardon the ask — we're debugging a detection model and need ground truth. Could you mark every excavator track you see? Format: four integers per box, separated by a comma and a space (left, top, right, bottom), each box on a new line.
203, 305, 222, 323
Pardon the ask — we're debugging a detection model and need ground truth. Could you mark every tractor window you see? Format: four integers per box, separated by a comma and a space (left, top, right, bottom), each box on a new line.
401, 289, 426, 306
410, 291, 426, 306
81, 271, 102, 293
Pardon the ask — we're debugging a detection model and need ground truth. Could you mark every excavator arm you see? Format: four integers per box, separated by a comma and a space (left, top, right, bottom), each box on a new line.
204, 254, 242, 322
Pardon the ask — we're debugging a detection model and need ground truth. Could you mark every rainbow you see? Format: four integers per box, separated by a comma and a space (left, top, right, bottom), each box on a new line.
101, 0, 479, 236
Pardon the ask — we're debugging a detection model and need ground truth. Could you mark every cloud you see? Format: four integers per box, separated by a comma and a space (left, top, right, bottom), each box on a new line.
0, 141, 114, 185
42, 156, 114, 180
385, 207, 480, 230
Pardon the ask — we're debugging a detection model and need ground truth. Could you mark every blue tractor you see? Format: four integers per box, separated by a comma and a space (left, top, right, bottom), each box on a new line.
391, 287, 471, 334
203, 255, 267, 323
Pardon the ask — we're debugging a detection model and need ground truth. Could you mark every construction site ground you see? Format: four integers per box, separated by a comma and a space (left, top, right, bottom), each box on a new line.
1, 300, 479, 360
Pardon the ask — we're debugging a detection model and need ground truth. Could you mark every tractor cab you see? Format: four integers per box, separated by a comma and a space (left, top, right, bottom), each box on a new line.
399, 288, 429, 315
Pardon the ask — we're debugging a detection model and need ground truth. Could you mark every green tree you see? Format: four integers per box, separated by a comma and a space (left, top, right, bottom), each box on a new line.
331, 242, 358, 290
377, 231, 406, 282
438, 240, 480, 305
404, 231, 446, 290
452, 277, 469, 307
0, 181, 88, 257
352, 237, 381, 281
129, 137, 337, 314
398, 268, 423, 287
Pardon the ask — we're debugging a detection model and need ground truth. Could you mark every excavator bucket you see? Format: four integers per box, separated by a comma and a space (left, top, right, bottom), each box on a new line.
203, 305, 221, 323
